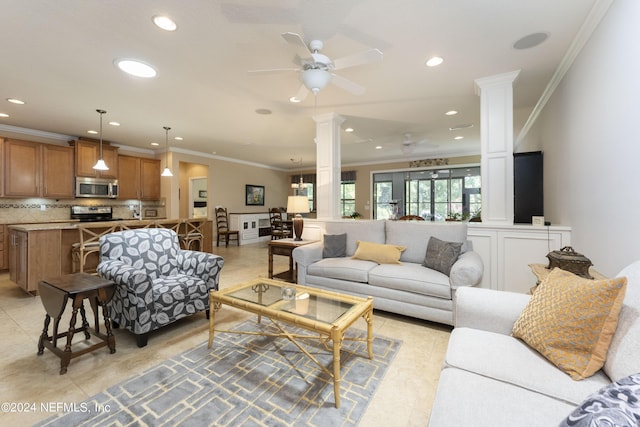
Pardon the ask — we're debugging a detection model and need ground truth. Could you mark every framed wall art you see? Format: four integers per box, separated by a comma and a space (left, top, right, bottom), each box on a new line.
245, 184, 265, 206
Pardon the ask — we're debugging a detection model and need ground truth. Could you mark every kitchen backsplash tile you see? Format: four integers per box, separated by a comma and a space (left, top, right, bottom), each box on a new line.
0, 199, 137, 223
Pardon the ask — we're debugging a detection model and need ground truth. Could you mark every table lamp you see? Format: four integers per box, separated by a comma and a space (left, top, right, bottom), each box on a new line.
287, 195, 310, 241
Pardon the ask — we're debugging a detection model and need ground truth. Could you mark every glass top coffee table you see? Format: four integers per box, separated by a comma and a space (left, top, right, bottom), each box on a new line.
208, 278, 373, 408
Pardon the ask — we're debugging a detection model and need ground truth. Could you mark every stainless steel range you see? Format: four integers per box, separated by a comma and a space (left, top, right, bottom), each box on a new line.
70, 206, 122, 222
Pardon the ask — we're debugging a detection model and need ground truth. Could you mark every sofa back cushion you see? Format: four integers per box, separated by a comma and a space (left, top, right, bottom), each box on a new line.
385, 220, 468, 264
99, 228, 180, 280
604, 260, 640, 381
325, 220, 385, 257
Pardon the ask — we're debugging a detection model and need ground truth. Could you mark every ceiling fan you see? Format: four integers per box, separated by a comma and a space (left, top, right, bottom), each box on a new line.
401, 133, 438, 155
248, 32, 383, 101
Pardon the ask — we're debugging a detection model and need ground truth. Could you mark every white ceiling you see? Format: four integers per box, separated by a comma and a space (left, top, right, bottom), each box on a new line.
0, 0, 601, 170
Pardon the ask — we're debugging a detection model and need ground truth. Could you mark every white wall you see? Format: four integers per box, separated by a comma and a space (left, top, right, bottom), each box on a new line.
535, 0, 640, 275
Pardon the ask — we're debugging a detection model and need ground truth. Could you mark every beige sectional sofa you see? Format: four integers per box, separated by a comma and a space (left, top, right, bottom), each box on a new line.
428, 261, 640, 426
292, 219, 483, 325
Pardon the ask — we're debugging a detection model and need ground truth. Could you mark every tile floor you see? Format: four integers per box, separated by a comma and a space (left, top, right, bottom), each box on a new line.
0, 241, 451, 426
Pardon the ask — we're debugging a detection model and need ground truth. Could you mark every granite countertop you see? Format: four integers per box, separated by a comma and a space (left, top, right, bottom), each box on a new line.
7, 218, 210, 232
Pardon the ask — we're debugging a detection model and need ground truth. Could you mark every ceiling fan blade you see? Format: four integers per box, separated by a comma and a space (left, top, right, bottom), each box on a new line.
281, 32, 313, 57
291, 84, 309, 102
330, 74, 366, 95
247, 67, 299, 75
333, 48, 383, 70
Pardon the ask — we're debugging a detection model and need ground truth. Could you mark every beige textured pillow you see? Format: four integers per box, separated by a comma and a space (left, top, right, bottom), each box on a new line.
512, 268, 627, 380
352, 240, 406, 264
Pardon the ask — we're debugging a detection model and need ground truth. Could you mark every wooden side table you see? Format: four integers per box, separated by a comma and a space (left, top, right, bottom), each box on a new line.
37, 273, 116, 374
268, 238, 318, 283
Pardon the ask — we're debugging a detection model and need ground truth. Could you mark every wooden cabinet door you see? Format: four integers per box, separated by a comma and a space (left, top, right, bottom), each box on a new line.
0, 225, 6, 270
75, 140, 118, 178
140, 158, 161, 200
4, 139, 41, 197
101, 145, 119, 179
117, 155, 141, 199
9, 229, 27, 288
42, 145, 74, 198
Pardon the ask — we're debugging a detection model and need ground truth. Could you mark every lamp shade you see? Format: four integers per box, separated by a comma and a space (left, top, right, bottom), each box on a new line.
287, 196, 310, 214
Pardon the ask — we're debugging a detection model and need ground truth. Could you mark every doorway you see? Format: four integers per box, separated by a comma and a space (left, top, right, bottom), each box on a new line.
189, 177, 208, 218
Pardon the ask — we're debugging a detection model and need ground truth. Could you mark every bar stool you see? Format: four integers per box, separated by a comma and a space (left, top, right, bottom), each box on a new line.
152, 219, 182, 234
71, 224, 120, 274
179, 219, 204, 250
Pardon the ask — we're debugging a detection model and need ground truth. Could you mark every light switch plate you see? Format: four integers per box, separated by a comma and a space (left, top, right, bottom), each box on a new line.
532, 216, 545, 226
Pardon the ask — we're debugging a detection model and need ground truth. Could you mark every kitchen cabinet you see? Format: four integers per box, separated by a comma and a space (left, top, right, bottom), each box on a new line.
4, 139, 41, 197
118, 155, 161, 200
0, 225, 6, 270
72, 139, 118, 179
9, 227, 61, 294
0, 138, 3, 197
3, 139, 74, 198
42, 144, 74, 198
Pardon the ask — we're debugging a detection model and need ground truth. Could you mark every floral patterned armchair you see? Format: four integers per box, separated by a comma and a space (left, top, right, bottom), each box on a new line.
97, 228, 224, 347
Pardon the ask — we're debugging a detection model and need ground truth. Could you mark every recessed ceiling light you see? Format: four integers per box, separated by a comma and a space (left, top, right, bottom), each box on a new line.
151, 142, 160, 146
445, 110, 458, 116
153, 15, 177, 31
345, 127, 354, 133
7, 98, 25, 105
454, 136, 464, 140
426, 56, 444, 67
174, 136, 183, 141
375, 146, 382, 150
513, 32, 549, 50
115, 59, 158, 78
255, 108, 272, 115
87, 130, 98, 134
289, 96, 301, 103
0, 113, 9, 118
108, 121, 120, 126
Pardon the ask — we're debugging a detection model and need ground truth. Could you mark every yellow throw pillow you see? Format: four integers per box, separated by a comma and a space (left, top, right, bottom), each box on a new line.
352, 241, 406, 264
512, 268, 627, 380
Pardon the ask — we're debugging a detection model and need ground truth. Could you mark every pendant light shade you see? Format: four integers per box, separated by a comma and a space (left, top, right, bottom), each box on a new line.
161, 126, 173, 177
92, 109, 109, 171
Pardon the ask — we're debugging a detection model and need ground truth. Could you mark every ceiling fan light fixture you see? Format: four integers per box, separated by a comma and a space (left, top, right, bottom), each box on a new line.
301, 69, 331, 93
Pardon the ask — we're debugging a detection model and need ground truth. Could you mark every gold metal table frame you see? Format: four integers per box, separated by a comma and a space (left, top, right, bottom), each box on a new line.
208, 278, 374, 408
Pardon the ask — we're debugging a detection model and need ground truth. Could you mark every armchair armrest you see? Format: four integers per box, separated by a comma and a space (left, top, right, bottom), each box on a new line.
454, 286, 531, 335
97, 259, 152, 295
449, 251, 483, 289
177, 250, 224, 291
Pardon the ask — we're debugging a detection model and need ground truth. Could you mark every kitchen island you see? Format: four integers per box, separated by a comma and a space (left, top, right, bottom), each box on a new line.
8, 218, 212, 294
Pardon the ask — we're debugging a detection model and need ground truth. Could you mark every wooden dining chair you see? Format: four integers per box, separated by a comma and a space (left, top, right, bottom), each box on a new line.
215, 207, 239, 247
269, 207, 292, 240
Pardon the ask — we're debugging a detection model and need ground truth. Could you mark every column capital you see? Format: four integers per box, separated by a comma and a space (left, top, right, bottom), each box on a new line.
474, 70, 521, 95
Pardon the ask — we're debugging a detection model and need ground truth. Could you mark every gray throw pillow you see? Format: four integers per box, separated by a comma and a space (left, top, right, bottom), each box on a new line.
423, 236, 462, 275
323, 233, 347, 258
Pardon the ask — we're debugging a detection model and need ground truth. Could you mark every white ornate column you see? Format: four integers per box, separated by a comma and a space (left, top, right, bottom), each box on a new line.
474, 70, 520, 225
314, 112, 344, 220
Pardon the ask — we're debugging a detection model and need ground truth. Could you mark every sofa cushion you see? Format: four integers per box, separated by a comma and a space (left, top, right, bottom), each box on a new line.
558, 373, 640, 427
512, 268, 627, 380
369, 263, 451, 299
385, 220, 467, 264
352, 241, 406, 264
429, 367, 577, 427
322, 233, 347, 258
604, 260, 640, 381
325, 220, 385, 256
423, 236, 462, 275
307, 257, 377, 283
446, 328, 612, 406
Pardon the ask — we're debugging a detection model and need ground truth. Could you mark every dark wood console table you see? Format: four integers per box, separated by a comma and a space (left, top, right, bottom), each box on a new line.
37, 273, 116, 374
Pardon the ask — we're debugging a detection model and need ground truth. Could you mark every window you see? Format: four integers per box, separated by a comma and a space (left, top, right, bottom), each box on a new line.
340, 182, 356, 217
373, 166, 481, 220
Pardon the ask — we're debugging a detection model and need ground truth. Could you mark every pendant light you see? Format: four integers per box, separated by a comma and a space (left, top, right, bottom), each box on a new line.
92, 109, 109, 171
161, 126, 173, 177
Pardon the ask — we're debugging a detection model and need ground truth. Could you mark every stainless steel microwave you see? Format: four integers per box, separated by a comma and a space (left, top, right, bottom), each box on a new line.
75, 177, 119, 198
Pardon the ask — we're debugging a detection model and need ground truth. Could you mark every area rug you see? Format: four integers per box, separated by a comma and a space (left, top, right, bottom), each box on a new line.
36, 320, 401, 427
